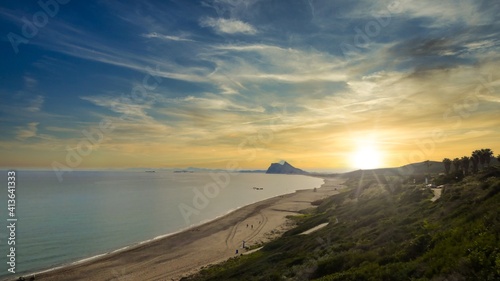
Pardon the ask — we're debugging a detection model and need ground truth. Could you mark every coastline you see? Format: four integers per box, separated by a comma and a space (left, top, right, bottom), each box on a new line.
10, 176, 344, 281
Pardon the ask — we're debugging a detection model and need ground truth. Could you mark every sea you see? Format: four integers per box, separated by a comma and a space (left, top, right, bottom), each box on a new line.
0, 170, 323, 278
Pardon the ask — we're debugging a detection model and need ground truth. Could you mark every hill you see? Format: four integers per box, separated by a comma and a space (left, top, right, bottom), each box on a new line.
266, 161, 308, 175
342, 160, 443, 179
186, 166, 500, 280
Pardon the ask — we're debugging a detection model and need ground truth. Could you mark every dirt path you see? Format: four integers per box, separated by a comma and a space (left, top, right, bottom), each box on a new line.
431, 188, 442, 202
299, 222, 329, 235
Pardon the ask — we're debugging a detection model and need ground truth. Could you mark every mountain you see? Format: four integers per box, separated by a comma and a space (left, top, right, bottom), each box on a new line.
265, 161, 308, 175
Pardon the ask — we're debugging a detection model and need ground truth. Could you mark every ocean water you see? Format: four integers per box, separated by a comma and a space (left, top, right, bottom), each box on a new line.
0, 170, 323, 277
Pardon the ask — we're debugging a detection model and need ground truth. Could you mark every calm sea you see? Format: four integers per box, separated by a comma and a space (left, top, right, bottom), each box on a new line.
0, 170, 323, 278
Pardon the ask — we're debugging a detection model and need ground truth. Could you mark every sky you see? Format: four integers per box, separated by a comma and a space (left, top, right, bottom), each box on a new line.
0, 0, 499, 172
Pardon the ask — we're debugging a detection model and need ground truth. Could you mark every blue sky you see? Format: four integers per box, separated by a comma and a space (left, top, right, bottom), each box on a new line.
0, 0, 499, 171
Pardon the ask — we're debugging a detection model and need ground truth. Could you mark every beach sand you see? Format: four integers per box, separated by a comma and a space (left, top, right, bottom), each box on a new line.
28, 176, 344, 281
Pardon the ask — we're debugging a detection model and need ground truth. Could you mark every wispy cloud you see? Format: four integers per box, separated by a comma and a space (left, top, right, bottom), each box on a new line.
395, 0, 495, 28
26, 95, 44, 112
79, 93, 173, 142
16, 122, 38, 141
204, 43, 347, 84
80, 95, 154, 121
45, 126, 79, 133
142, 32, 194, 42
23, 76, 38, 89
165, 94, 265, 113
200, 17, 257, 34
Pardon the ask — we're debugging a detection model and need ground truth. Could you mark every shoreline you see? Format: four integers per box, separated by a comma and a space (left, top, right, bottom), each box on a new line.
9, 176, 344, 281
20, 193, 293, 278
12, 177, 323, 278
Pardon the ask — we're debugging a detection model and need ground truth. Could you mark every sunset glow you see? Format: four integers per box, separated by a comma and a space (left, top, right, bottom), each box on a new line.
0, 1, 499, 171
352, 145, 384, 170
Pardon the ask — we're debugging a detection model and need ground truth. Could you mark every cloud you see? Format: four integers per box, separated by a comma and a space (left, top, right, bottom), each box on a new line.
361, 0, 494, 29
6, 18, 208, 83
204, 0, 261, 18
26, 95, 44, 112
142, 32, 194, 42
389, 36, 499, 61
45, 126, 78, 133
167, 95, 265, 112
80, 93, 175, 140
16, 122, 38, 141
200, 17, 257, 34
204, 43, 347, 84
80, 94, 154, 121
23, 76, 38, 89
395, 0, 494, 28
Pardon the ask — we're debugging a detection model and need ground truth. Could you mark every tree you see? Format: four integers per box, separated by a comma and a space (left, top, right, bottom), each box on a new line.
442, 158, 452, 175
471, 150, 481, 173
498, 154, 500, 163
452, 158, 461, 173
481, 148, 494, 167
461, 156, 470, 175
477, 149, 486, 169
424, 160, 432, 182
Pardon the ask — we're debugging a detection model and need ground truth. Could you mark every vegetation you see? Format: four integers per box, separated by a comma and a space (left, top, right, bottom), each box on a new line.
186, 155, 500, 281
444, 149, 495, 178
452, 158, 461, 174
482, 149, 494, 167
442, 158, 451, 175
461, 156, 470, 176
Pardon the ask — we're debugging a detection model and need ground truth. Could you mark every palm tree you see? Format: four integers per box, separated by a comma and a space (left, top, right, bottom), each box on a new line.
461, 156, 470, 175
442, 158, 452, 175
452, 158, 461, 173
424, 160, 432, 182
477, 149, 486, 169
471, 150, 481, 173
481, 148, 494, 167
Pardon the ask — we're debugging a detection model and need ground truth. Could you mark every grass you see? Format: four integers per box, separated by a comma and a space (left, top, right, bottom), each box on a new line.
184, 166, 500, 281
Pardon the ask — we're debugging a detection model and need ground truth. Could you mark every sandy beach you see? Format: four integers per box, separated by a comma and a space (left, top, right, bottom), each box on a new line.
21, 176, 343, 281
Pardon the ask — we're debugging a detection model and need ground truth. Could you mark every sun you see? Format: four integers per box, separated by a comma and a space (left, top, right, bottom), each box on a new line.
351, 144, 383, 170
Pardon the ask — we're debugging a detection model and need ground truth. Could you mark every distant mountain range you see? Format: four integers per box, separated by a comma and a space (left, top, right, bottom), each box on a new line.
123, 167, 266, 173
126, 158, 500, 176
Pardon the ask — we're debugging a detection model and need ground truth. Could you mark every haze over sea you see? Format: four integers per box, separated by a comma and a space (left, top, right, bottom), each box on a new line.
0, 170, 323, 277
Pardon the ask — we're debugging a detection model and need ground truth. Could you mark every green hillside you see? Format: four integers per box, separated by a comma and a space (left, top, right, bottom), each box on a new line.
185, 166, 500, 281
